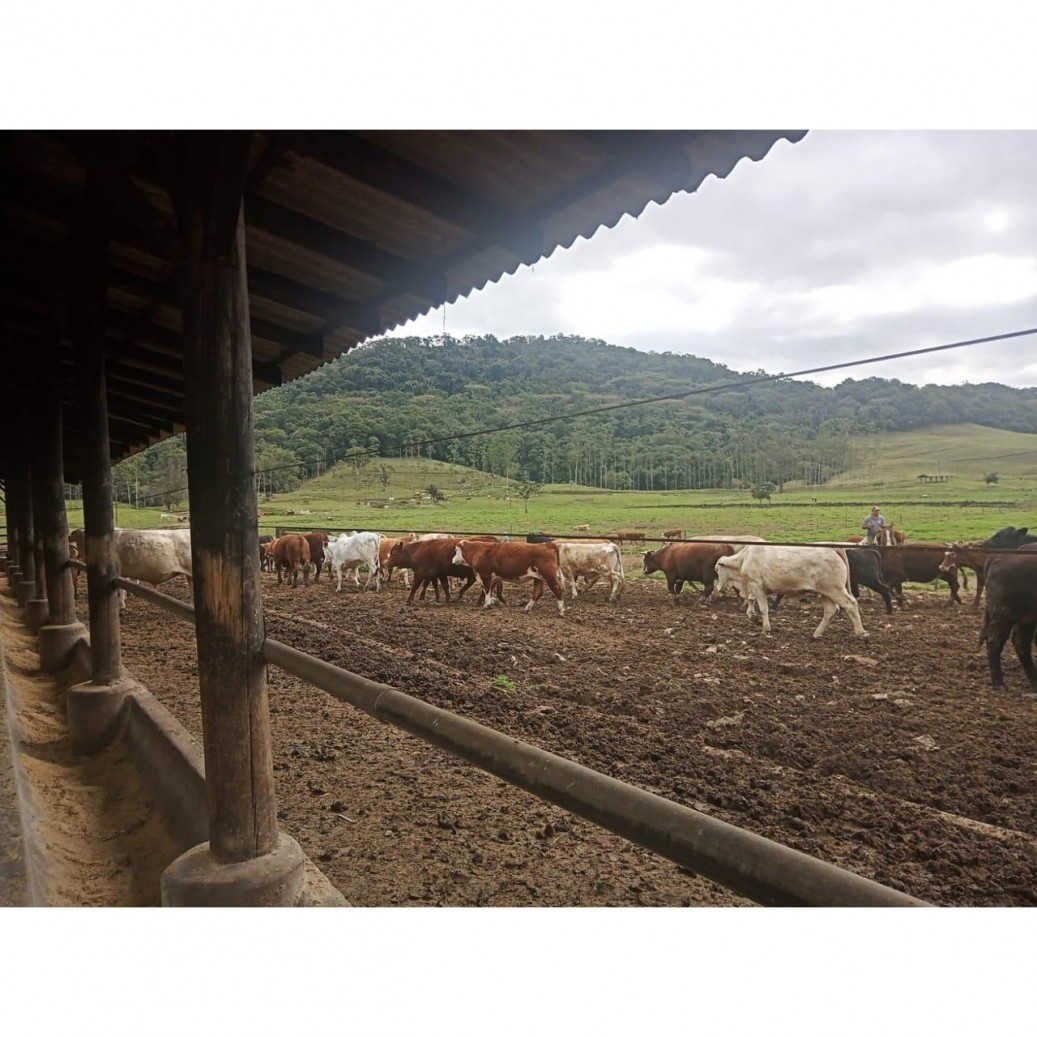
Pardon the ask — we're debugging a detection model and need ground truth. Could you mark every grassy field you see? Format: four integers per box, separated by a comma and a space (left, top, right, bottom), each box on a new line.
13, 423, 1036, 546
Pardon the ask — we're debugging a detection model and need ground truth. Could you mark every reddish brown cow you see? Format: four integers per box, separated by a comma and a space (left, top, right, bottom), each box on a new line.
379, 534, 417, 587
387, 537, 478, 604
453, 539, 565, 614
610, 530, 646, 546
643, 541, 740, 603
662, 528, 684, 540
874, 543, 962, 606
939, 541, 996, 607
304, 531, 329, 581
273, 534, 311, 587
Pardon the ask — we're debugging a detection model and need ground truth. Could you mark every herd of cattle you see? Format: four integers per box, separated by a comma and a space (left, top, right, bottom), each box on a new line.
67, 523, 1037, 692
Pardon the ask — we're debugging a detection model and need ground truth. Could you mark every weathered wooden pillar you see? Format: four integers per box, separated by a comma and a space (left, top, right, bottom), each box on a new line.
161, 132, 304, 906
32, 356, 88, 670
14, 454, 37, 609
65, 202, 131, 747
25, 432, 53, 633
5, 473, 21, 586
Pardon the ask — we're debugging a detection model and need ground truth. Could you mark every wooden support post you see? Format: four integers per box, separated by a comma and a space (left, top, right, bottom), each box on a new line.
14, 455, 37, 608
162, 132, 303, 905
33, 352, 87, 670
66, 197, 130, 746
26, 428, 52, 633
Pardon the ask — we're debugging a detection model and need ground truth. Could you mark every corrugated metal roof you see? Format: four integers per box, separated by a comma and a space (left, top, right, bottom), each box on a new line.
0, 129, 805, 480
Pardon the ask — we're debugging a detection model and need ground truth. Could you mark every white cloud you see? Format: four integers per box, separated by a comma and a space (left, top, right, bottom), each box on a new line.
387, 131, 1037, 389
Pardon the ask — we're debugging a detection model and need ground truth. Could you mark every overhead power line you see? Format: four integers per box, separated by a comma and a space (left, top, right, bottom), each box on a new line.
131, 326, 1037, 504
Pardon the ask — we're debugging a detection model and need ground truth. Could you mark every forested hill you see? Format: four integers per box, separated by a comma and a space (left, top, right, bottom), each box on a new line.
113, 334, 1037, 503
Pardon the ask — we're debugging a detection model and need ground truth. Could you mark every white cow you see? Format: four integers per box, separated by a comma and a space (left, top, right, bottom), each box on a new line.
714, 544, 867, 639
325, 531, 383, 592
556, 541, 625, 602
70, 527, 193, 610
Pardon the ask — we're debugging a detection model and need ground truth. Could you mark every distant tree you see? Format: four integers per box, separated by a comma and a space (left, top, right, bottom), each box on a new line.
751, 482, 774, 503
377, 464, 393, 492
343, 444, 372, 489
426, 484, 447, 504
514, 472, 543, 513
984, 472, 1000, 484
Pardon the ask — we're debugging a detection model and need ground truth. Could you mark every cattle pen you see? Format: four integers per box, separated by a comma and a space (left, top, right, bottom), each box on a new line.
83, 564, 924, 906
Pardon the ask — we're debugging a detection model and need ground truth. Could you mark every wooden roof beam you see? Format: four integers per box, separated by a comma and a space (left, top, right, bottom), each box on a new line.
279, 132, 513, 237
245, 193, 447, 303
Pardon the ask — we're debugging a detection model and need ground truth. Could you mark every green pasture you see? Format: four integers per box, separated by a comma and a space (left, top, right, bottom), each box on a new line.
10, 422, 1035, 549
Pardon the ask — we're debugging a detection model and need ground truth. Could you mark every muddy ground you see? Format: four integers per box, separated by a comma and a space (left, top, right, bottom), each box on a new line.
101, 565, 1037, 907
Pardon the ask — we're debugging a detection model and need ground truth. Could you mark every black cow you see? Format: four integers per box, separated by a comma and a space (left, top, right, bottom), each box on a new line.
980, 526, 1037, 549
845, 546, 894, 615
980, 544, 1037, 691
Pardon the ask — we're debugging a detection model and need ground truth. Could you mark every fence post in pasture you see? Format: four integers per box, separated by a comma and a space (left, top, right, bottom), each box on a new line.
25, 414, 53, 634
65, 200, 131, 748
32, 354, 87, 670
161, 132, 305, 907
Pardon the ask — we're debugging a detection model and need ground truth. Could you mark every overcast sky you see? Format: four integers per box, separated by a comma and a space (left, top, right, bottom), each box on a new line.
386, 131, 1037, 390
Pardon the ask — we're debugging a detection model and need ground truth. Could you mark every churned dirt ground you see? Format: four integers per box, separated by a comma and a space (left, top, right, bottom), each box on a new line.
105, 563, 1037, 907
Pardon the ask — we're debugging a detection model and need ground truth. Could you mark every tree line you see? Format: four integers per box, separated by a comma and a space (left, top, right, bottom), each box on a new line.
107, 333, 1037, 504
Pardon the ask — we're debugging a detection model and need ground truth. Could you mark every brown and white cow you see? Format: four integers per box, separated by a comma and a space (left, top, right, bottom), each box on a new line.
453, 539, 565, 614
387, 537, 478, 604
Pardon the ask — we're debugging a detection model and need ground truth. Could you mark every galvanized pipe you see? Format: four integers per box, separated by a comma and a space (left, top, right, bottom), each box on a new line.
112, 576, 196, 624
106, 573, 926, 906
261, 637, 926, 907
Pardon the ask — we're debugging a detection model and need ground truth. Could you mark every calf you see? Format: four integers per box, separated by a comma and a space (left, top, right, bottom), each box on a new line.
980, 544, 1037, 690
556, 540, 624, 602
874, 543, 962, 606
662, 528, 684, 540
453, 539, 565, 615
273, 534, 311, 587
379, 534, 416, 588
715, 545, 867, 639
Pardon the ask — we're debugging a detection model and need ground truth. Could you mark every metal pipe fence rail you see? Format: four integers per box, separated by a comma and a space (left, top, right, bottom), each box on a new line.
88, 570, 927, 907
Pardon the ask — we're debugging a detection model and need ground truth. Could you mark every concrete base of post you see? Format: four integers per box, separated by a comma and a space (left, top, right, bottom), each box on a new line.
25, 599, 50, 633
66, 676, 133, 751
37, 621, 89, 674
5, 563, 18, 584
160, 834, 307, 907
16, 581, 35, 607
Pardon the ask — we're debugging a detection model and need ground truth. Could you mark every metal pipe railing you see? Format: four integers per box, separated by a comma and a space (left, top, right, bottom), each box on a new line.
261, 637, 925, 907
105, 573, 927, 906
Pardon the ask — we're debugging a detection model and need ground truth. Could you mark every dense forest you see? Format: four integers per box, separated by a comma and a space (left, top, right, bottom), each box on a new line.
110, 334, 1037, 505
